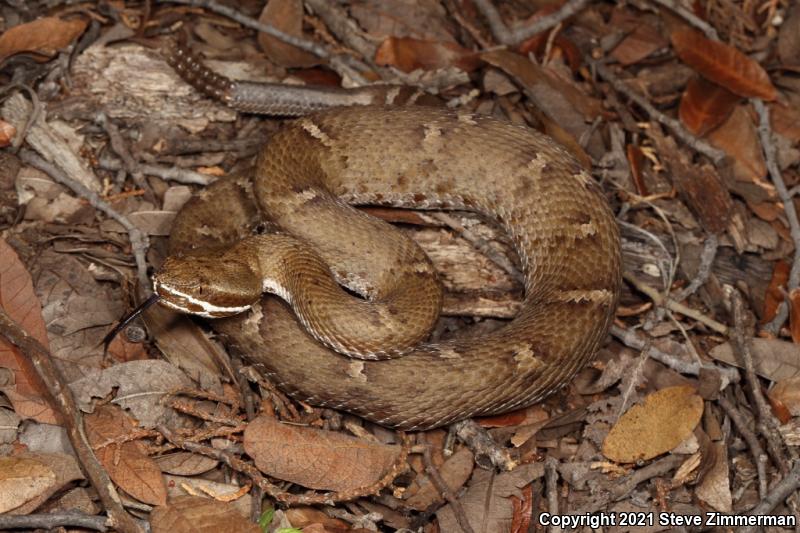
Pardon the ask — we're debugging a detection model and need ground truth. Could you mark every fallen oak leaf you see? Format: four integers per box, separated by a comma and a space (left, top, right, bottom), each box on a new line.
257, 0, 319, 68
436, 461, 544, 533
375, 36, 481, 73
150, 495, 259, 533
0, 456, 56, 513
0, 238, 60, 424
84, 404, 167, 507
602, 386, 703, 463
0, 17, 88, 63
678, 76, 741, 136
710, 337, 800, 382
243, 415, 401, 492
670, 28, 777, 100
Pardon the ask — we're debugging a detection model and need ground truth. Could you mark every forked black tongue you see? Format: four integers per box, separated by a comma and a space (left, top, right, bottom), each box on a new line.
101, 293, 160, 355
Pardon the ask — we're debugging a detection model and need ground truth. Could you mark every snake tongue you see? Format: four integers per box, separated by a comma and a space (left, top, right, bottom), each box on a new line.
101, 293, 160, 355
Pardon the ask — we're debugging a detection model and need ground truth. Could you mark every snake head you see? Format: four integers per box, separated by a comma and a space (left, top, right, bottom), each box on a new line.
153, 254, 262, 318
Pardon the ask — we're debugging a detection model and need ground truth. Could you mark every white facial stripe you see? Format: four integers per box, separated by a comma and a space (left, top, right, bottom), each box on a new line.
154, 280, 250, 316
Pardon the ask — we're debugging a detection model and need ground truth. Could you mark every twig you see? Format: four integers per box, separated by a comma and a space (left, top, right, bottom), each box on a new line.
19, 149, 151, 293
578, 454, 685, 512
162, 0, 328, 58
544, 457, 559, 533
718, 396, 768, 499
624, 272, 729, 334
591, 62, 727, 165
0, 512, 111, 531
157, 0, 368, 84
98, 155, 214, 186
451, 419, 517, 471
471, 0, 592, 46
303, 0, 377, 60
730, 289, 790, 472
95, 112, 146, 189
672, 234, 719, 302
423, 435, 475, 533
740, 461, 800, 533
648, 0, 719, 40
755, 100, 800, 336
609, 325, 739, 387
0, 309, 142, 533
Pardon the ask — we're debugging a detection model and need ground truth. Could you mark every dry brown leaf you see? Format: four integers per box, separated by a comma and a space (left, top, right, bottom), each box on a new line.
0, 456, 56, 513
789, 288, 800, 343
762, 260, 789, 323
142, 303, 225, 394
0, 119, 15, 148
649, 127, 733, 235
670, 28, 777, 100
0, 17, 88, 62
155, 452, 218, 476
405, 447, 474, 510
694, 442, 732, 512
510, 483, 533, 533
436, 462, 544, 533
150, 495, 259, 533
69, 359, 194, 428
602, 386, 703, 463
769, 377, 800, 417
375, 36, 481, 73
105, 334, 147, 363
678, 76, 741, 136
0, 238, 60, 424
707, 105, 767, 183
257, 0, 319, 68
243, 415, 400, 492
6, 452, 84, 515
778, 1, 800, 67
770, 102, 800, 144
481, 49, 597, 166
284, 507, 351, 531
518, 32, 581, 73
610, 23, 667, 66
709, 338, 800, 382
477, 404, 548, 428
85, 404, 167, 506
349, 0, 456, 43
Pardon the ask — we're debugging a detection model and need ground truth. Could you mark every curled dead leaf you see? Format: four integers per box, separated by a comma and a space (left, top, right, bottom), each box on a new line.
257, 0, 319, 68
762, 260, 789, 324
375, 36, 481, 73
678, 76, 741, 136
602, 386, 704, 463
243, 416, 401, 492
0, 238, 60, 424
670, 28, 777, 100
85, 405, 167, 506
769, 377, 800, 419
150, 495, 259, 533
0, 17, 88, 62
0, 456, 56, 513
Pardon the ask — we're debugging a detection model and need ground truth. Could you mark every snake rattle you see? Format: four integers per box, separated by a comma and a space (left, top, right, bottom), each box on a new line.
144, 46, 622, 431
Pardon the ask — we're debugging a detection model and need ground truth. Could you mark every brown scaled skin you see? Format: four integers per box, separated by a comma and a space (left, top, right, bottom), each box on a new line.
164, 106, 622, 430
156, 232, 443, 358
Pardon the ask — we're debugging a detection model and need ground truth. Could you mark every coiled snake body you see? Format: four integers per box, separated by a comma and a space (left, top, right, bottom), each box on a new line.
156, 105, 621, 430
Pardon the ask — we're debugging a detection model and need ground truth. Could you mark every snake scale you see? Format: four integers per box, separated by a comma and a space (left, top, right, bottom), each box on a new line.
154, 47, 622, 431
